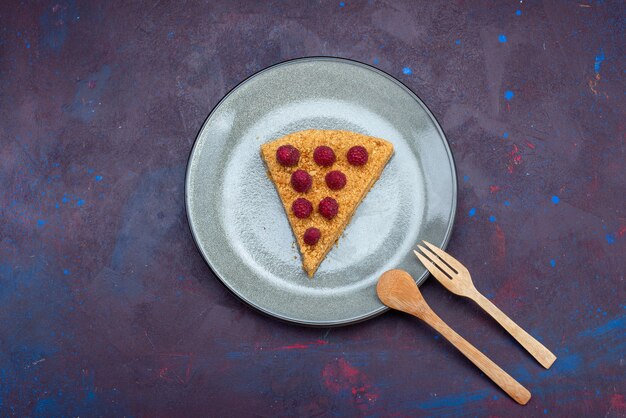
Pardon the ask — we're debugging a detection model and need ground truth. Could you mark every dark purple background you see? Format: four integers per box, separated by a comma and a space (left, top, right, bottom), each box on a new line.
1, 0, 625, 416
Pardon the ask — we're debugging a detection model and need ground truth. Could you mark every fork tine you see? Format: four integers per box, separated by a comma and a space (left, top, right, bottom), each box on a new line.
417, 245, 457, 278
413, 250, 452, 283
423, 241, 465, 272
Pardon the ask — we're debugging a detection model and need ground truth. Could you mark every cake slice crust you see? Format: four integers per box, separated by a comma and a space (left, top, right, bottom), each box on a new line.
260, 130, 394, 277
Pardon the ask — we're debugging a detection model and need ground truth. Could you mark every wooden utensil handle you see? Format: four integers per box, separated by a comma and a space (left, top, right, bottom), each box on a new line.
472, 292, 557, 369
417, 308, 531, 405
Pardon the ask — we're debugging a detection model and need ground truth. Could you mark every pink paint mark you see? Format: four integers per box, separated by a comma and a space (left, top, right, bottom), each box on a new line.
489, 185, 501, 193
525, 141, 535, 149
493, 224, 506, 260
610, 394, 626, 411
274, 340, 328, 350
617, 226, 626, 237
495, 278, 525, 308
322, 358, 379, 410
88, 80, 97, 89
507, 144, 522, 173
157, 353, 194, 385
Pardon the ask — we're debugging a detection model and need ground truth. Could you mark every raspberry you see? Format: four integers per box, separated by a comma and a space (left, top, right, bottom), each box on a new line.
303, 227, 321, 245
276, 144, 300, 166
318, 197, 339, 220
313, 146, 336, 167
290, 169, 312, 193
325, 170, 347, 190
292, 198, 313, 219
347, 145, 368, 166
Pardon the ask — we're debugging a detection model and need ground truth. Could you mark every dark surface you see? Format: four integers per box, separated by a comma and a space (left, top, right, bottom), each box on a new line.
1, 1, 625, 416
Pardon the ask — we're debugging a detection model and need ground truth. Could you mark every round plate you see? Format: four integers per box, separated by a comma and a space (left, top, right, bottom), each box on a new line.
186, 57, 457, 326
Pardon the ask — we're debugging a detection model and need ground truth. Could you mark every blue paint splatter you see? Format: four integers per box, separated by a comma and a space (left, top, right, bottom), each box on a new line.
516, 10, 522, 16
605, 233, 615, 244
339, 1, 345, 6
503, 132, 509, 139
167, 31, 175, 39
34, 398, 61, 416
551, 195, 560, 204
504, 200, 511, 206
37, 219, 46, 227
498, 34, 507, 43
373, 58, 379, 64
469, 208, 476, 217
504, 90, 515, 100
226, 351, 247, 360
550, 259, 556, 268
95, 175, 103, 181
76, 199, 85, 207
25, 40, 31, 49
63, 269, 71, 275
544, 409, 548, 414
455, 39, 461, 45
594, 47, 604, 74
62, 196, 69, 203
414, 390, 491, 409
463, 175, 469, 182
402, 67, 412, 75
489, 215, 496, 223
551, 353, 582, 374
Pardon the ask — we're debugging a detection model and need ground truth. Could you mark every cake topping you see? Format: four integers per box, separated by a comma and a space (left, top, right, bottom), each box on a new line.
318, 197, 339, 220
347, 145, 369, 166
276, 144, 300, 166
303, 227, 321, 245
291, 169, 312, 193
292, 198, 313, 219
313, 145, 336, 167
325, 170, 347, 190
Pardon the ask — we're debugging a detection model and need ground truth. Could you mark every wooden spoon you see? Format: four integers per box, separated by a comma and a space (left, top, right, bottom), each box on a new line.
377, 269, 531, 405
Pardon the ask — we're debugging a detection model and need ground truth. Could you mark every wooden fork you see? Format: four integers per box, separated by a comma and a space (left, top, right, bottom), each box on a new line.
378, 269, 531, 405
414, 241, 557, 369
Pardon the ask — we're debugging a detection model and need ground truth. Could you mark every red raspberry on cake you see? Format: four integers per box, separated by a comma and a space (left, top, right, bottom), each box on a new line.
291, 169, 312, 193
292, 198, 313, 219
303, 227, 321, 245
318, 197, 339, 220
313, 146, 336, 167
325, 170, 347, 190
276, 144, 300, 166
347, 145, 368, 166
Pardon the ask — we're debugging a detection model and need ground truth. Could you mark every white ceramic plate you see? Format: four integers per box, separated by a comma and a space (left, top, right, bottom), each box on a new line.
186, 57, 457, 326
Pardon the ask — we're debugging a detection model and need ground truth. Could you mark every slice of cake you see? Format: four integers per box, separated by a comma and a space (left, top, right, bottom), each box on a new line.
260, 129, 394, 277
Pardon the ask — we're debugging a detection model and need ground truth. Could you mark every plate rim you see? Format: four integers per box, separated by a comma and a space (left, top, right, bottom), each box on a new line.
185, 56, 458, 327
